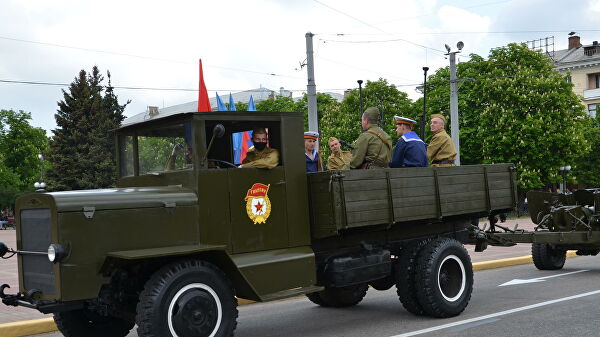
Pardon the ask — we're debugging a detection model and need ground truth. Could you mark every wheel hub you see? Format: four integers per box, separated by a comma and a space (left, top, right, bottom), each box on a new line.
172, 288, 218, 336
438, 255, 466, 302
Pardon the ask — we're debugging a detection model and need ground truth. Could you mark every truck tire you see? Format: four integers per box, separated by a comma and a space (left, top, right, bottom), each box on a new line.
532, 243, 566, 270
54, 308, 134, 337
414, 238, 473, 318
305, 284, 368, 307
395, 239, 431, 315
136, 259, 238, 337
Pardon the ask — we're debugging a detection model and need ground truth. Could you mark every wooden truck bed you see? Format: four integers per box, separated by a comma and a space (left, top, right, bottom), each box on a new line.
307, 164, 517, 239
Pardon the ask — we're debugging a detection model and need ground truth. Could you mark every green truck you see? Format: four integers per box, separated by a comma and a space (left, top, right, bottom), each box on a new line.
0, 110, 516, 337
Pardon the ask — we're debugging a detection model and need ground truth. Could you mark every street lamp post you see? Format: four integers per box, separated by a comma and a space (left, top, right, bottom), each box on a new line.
421, 67, 429, 140
559, 166, 571, 194
357, 80, 364, 114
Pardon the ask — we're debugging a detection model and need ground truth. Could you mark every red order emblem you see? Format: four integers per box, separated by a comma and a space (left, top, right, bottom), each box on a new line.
245, 183, 271, 224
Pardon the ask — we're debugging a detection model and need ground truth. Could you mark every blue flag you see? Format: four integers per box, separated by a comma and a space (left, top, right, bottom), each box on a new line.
216, 92, 227, 111
228, 93, 237, 111
248, 95, 256, 111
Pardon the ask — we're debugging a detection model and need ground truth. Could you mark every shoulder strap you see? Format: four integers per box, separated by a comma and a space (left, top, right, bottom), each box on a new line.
367, 129, 392, 151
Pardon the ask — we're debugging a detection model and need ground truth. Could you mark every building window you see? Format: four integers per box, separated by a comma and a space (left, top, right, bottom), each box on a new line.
566, 75, 572, 83
589, 104, 597, 119
597, 74, 600, 89
591, 73, 600, 89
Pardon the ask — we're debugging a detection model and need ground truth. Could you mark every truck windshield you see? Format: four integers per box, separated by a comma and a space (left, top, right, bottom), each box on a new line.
120, 122, 193, 175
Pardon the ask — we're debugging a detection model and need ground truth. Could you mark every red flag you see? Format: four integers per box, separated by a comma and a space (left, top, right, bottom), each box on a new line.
197, 59, 211, 112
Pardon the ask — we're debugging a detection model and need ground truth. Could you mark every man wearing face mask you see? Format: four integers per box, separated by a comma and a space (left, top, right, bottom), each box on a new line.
240, 127, 280, 169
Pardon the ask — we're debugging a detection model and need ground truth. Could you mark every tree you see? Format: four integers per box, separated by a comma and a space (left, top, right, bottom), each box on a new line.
572, 116, 600, 187
0, 109, 48, 208
424, 44, 587, 190
46, 67, 128, 191
319, 78, 415, 164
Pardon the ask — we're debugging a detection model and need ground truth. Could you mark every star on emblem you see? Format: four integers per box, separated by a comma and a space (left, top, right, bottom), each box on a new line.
255, 201, 263, 213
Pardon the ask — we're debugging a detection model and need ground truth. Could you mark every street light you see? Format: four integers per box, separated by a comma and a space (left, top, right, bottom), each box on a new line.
357, 80, 364, 114
421, 67, 429, 140
34, 153, 46, 192
559, 166, 571, 194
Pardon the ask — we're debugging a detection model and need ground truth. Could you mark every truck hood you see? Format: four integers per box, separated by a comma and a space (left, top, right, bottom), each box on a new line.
43, 186, 197, 212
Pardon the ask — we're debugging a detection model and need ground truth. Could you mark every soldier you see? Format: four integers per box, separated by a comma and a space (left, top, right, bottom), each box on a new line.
427, 114, 456, 167
391, 116, 427, 168
326, 137, 352, 170
304, 131, 323, 173
240, 127, 279, 169
346, 107, 392, 169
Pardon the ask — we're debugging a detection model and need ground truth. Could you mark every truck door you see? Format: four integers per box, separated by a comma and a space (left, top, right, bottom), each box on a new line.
227, 168, 288, 253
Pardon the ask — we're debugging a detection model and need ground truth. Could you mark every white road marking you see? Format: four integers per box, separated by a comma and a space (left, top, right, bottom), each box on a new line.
499, 269, 589, 286
390, 289, 600, 337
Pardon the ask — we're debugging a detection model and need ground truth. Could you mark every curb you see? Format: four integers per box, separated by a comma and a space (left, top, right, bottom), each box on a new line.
0, 318, 56, 337
0, 251, 580, 337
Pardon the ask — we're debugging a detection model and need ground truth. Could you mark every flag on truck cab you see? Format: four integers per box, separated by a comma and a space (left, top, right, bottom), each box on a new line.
234, 95, 256, 164
228, 93, 237, 111
197, 59, 211, 112
216, 92, 227, 111
248, 95, 256, 111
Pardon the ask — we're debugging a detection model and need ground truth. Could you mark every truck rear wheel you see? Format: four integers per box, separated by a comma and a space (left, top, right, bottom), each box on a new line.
136, 259, 238, 337
414, 238, 473, 318
54, 308, 134, 337
305, 283, 368, 307
532, 243, 566, 270
395, 239, 431, 315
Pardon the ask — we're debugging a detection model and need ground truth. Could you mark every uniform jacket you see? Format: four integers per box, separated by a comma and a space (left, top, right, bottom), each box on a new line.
242, 147, 279, 169
391, 131, 427, 168
427, 129, 456, 166
348, 126, 392, 169
327, 151, 352, 170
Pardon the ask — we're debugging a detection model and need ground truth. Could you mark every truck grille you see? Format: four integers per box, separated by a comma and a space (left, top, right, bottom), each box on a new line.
20, 209, 55, 295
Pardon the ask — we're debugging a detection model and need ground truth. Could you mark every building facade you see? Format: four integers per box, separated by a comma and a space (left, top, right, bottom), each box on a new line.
554, 35, 600, 118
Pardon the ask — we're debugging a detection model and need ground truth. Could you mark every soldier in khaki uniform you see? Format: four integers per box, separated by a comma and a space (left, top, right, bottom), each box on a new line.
346, 107, 392, 169
241, 127, 279, 169
427, 114, 456, 167
326, 137, 352, 170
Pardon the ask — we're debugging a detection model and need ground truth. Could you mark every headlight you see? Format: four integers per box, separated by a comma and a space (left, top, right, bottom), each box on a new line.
48, 244, 66, 263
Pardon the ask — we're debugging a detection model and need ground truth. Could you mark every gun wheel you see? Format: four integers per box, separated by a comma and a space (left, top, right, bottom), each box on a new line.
532, 243, 566, 270
136, 259, 238, 337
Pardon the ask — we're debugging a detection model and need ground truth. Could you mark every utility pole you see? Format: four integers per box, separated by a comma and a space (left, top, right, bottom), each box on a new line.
421, 67, 429, 140
445, 41, 464, 166
305, 32, 318, 133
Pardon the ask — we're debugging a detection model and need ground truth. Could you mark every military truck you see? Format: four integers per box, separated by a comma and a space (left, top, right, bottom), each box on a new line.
476, 189, 600, 270
0, 110, 516, 337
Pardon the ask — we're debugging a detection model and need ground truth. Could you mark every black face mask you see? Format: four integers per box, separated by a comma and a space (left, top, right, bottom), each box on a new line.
253, 142, 267, 151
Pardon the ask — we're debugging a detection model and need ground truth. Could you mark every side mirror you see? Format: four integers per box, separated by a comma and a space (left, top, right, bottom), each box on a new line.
213, 124, 225, 138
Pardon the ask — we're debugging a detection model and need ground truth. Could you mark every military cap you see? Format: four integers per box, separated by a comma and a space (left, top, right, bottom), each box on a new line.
304, 131, 319, 140
394, 116, 417, 128
362, 107, 380, 122
430, 114, 447, 124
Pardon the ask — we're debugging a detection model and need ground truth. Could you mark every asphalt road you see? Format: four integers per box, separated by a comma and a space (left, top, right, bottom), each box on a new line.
32, 255, 600, 337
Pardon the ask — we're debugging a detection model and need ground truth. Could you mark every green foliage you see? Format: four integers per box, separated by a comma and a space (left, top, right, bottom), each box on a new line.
319, 78, 415, 163
572, 116, 600, 187
425, 44, 587, 190
0, 109, 49, 208
46, 67, 128, 191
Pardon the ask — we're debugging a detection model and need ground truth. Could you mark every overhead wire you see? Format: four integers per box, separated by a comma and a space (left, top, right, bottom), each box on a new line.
0, 35, 303, 80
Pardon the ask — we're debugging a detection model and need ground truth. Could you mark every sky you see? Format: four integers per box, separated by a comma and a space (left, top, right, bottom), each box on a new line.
1, 0, 600, 135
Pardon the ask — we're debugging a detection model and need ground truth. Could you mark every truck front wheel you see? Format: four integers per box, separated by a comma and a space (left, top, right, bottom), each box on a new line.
414, 238, 473, 318
532, 243, 566, 270
136, 259, 238, 337
54, 308, 134, 337
306, 283, 368, 307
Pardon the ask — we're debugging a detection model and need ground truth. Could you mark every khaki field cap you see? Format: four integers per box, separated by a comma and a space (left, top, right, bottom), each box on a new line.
363, 107, 380, 121
430, 114, 447, 124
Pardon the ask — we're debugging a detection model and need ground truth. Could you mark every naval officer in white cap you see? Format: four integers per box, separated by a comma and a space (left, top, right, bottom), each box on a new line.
391, 116, 427, 168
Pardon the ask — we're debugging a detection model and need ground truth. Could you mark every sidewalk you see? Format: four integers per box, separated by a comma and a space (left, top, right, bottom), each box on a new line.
0, 217, 538, 325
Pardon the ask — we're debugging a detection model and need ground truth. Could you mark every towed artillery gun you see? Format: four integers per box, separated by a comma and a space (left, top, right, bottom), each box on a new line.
0, 110, 516, 337
475, 189, 600, 270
